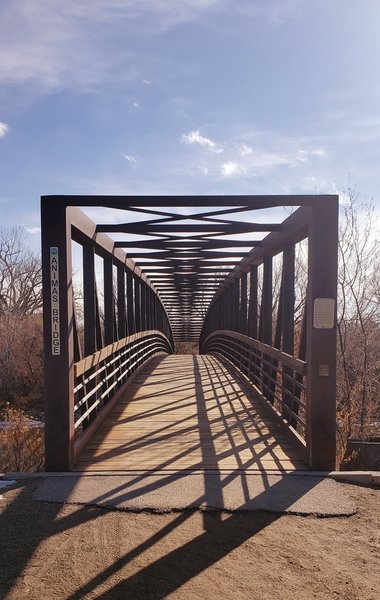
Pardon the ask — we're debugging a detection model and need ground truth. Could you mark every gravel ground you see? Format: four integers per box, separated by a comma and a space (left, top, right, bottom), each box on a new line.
0, 480, 379, 600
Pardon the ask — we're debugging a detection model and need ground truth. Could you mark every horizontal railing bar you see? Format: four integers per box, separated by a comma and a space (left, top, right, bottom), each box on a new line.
203, 330, 306, 374
74, 330, 171, 377
205, 339, 306, 428
74, 342, 168, 408
74, 339, 166, 412
75, 399, 101, 428
280, 387, 306, 410
282, 371, 306, 391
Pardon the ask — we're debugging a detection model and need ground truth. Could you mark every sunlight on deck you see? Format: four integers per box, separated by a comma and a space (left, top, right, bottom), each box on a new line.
75, 355, 306, 472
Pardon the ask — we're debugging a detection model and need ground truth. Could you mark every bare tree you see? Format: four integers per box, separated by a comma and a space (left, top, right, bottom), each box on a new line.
0, 226, 42, 315
336, 188, 380, 463
275, 193, 380, 465
0, 227, 44, 412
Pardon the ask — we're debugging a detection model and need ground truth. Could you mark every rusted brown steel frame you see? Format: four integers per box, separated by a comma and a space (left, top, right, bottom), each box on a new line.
199, 206, 310, 346
41, 201, 174, 471
73, 333, 166, 430
209, 342, 309, 464
70, 209, 173, 345
73, 212, 173, 427
42, 195, 337, 471
203, 332, 307, 428
46, 194, 332, 344
45, 194, 334, 208
205, 344, 307, 459
201, 200, 338, 470
73, 331, 172, 457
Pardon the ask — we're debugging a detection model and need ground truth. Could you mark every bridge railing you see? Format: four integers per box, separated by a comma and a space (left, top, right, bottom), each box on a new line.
200, 200, 338, 470
41, 202, 174, 471
73, 330, 172, 456
201, 330, 307, 460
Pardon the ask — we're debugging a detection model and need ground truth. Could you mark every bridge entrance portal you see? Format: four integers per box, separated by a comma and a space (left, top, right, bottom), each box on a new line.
41, 195, 338, 472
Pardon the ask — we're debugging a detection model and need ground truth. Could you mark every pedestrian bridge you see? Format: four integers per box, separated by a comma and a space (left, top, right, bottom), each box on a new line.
41, 195, 338, 473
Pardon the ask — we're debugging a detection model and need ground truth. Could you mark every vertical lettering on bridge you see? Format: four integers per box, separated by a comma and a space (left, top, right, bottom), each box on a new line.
50, 247, 60, 355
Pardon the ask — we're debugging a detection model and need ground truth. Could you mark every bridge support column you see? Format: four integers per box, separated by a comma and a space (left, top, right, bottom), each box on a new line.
306, 199, 338, 470
41, 201, 75, 471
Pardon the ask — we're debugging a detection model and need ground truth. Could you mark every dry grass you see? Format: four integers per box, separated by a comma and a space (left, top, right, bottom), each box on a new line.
0, 404, 44, 472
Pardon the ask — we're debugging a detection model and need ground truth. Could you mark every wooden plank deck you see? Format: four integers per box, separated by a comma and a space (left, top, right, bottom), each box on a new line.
74, 354, 307, 472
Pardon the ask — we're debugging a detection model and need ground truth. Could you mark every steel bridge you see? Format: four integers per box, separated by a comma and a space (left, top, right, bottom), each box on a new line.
41, 195, 338, 473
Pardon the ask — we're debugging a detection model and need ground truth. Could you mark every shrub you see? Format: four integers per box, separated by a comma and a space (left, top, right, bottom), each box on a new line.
0, 404, 44, 472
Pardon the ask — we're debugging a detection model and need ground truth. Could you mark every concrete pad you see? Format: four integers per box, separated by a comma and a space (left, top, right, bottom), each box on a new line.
33, 473, 357, 516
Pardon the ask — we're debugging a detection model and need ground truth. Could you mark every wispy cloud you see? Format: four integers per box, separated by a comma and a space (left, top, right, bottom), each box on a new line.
0, 1, 222, 93
221, 161, 246, 177
182, 129, 223, 153
0, 122, 9, 138
123, 153, 137, 164
237, 142, 253, 157
26, 226, 41, 234
235, 0, 303, 27
292, 148, 326, 166
179, 125, 331, 188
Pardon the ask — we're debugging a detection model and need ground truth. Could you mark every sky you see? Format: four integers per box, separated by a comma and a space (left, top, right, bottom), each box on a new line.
1, 0, 380, 249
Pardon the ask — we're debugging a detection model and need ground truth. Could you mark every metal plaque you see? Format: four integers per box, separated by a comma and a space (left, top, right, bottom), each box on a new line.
313, 298, 335, 329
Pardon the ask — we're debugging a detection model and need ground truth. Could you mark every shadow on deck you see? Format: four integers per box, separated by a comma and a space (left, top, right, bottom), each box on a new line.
74, 354, 307, 473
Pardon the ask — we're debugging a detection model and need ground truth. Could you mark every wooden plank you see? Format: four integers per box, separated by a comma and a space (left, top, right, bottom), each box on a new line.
74, 355, 307, 472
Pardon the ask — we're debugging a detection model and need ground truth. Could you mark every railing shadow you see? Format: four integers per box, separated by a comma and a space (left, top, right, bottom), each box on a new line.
68, 475, 315, 600
0, 473, 322, 599
76, 354, 302, 473
1, 354, 316, 599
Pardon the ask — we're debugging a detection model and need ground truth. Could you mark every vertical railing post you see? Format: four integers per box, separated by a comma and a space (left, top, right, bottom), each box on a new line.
233, 278, 239, 331
240, 271, 248, 375
141, 281, 147, 331
152, 294, 157, 330
82, 244, 101, 426
117, 266, 126, 340
126, 270, 134, 335
83, 244, 96, 356
135, 276, 141, 332
146, 287, 151, 330
219, 293, 225, 330
282, 245, 296, 424
103, 256, 114, 345
248, 264, 258, 384
282, 245, 295, 354
306, 199, 338, 470
262, 256, 273, 345
41, 200, 74, 471
225, 283, 233, 331
260, 256, 273, 398
248, 265, 258, 339
240, 272, 248, 334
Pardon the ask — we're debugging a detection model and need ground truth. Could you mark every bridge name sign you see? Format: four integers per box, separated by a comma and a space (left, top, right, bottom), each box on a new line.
50, 247, 60, 355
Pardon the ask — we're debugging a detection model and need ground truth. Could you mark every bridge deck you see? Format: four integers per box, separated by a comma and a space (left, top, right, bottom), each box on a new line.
74, 355, 307, 472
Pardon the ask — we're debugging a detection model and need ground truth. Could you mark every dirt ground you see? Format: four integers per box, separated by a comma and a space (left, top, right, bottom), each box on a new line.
0, 480, 379, 600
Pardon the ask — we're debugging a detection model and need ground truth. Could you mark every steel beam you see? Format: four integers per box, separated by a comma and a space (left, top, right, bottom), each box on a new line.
306, 198, 338, 470
41, 201, 74, 471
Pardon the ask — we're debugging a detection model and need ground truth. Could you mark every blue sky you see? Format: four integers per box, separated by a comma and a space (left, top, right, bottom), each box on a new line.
1, 0, 380, 247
